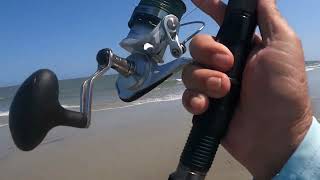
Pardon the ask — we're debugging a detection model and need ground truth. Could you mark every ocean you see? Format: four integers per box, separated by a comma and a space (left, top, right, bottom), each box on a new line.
0, 61, 320, 127
0, 71, 186, 127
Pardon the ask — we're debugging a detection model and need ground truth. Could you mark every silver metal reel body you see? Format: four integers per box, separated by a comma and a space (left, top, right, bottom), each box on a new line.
117, 14, 204, 101
80, 14, 205, 127
120, 14, 185, 61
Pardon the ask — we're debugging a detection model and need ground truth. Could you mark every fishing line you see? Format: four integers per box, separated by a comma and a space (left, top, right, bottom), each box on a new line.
181, 6, 199, 20
130, 0, 138, 9
181, 0, 208, 21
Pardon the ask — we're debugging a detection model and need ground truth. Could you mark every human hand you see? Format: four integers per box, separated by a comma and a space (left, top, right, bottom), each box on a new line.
182, 0, 313, 178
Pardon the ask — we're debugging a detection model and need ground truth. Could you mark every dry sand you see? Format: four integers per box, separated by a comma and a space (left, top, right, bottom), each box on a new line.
0, 100, 250, 180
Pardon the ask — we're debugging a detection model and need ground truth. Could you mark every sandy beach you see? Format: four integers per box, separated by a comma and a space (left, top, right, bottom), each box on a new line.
0, 100, 250, 180
0, 69, 319, 180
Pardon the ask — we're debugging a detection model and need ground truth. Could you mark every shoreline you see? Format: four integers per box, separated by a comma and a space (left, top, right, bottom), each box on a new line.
0, 100, 250, 180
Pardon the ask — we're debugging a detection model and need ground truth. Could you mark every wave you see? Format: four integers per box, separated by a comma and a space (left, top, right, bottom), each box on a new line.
93, 94, 182, 112
61, 105, 80, 109
0, 94, 182, 118
0, 111, 9, 117
0, 94, 182, 128
0, 123, 8, 128
0, 63, 318, 118
306, 64, 320, 72
62, 94, 183, 112
0, 105, 80, 118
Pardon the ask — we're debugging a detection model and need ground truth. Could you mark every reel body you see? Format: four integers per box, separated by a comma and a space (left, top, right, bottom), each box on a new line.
9, 0, 205, 151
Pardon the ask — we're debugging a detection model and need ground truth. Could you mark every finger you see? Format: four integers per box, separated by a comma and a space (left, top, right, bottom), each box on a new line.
182, 90, 209, 115
258, 0, 298, 42
192, 1, 263, 47
192, 0, 227, 26
189, 34, 234, 72
182, 65, 231, 99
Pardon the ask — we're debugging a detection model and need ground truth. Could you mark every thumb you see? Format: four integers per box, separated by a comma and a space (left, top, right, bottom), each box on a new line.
258, 0, 297, 43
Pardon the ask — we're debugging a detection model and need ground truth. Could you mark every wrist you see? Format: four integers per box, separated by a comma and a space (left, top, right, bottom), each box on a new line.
249, 109, 313, 179
273, 116, 320, 179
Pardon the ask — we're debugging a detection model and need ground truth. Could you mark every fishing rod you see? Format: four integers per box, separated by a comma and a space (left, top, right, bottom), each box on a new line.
169, 0, 257, 179
9, 0, 257, 179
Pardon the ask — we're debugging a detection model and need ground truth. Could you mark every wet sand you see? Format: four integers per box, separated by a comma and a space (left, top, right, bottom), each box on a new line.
0, 100, 250, 180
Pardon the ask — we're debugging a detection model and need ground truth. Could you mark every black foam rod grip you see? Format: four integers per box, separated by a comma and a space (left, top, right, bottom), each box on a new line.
179, 0, 258, 173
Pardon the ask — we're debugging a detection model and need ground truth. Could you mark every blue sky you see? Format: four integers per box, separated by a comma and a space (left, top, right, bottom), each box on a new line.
0, 0, 319, 87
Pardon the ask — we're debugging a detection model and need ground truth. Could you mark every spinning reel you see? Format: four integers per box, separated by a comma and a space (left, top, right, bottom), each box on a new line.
9, 0, 257, 180
9, 0, 204, 151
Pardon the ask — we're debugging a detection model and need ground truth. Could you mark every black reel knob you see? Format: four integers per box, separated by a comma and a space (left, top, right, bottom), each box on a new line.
9, 69, 87, 151
96, 48, 111, 67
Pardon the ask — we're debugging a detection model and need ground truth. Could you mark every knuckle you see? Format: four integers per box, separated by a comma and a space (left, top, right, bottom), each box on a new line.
295, 36, 303, 47
221, 73, 230, 82
182, 95, 191, 112
286, 30, 301, 45
181, 65, 202, 88
182, 90, 190, 104
190, 34, 215, 54
181, 69, 189, 86
181, 65, 193, 78
219, 73, 231, 96
181, 66, 188, 78
189, 34, 206, 50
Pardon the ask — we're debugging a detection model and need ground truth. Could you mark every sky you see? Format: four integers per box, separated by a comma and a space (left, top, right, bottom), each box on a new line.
0, 0, 319, 87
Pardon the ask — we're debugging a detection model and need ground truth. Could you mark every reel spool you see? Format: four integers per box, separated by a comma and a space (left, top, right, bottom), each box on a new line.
9, 0, 205, 151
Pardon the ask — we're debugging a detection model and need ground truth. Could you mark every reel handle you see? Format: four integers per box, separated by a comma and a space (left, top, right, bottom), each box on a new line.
9, 69, 87, 151
170, 0, 258, 178
9, 47, 190, 152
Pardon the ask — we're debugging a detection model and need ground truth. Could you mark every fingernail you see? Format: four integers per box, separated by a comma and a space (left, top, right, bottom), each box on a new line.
207, 77, 222, 92
189, 93, 206, 112
212, 53, 227, 60
190, 95, 203, 108
212, 54, 230, 67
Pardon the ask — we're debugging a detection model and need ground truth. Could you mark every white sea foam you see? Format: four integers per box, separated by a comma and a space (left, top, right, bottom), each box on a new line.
0, 94, 182, 128
94, 94, 182, 112
0, 111, 9, 128
62, 105, 80, 109
0, 105, 80, 118
61, 94, 182, 112
306, 64, 320, 72
0, 123, 8, 128
0, 111, 9, 117
0, 93, 181, 118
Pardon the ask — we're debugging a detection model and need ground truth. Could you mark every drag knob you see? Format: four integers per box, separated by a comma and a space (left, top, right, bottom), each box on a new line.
9, 69, 87, 151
